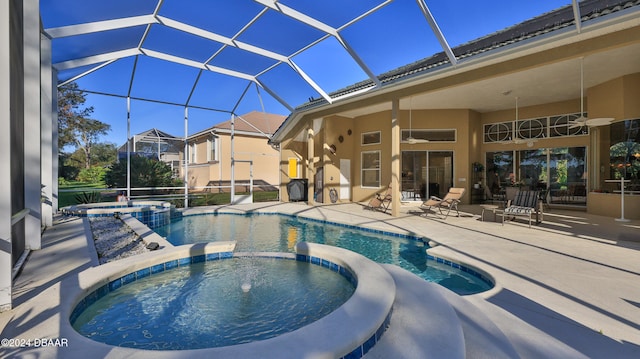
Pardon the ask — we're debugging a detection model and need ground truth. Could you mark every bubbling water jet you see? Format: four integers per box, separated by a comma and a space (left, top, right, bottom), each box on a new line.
241, 282, 252, 292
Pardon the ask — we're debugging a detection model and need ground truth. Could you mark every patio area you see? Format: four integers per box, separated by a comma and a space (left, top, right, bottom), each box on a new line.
1, 202, 639, 358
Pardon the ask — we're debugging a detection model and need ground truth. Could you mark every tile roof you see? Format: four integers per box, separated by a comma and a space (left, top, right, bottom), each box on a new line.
132, 128, 180, 140
212, 111, 286, 136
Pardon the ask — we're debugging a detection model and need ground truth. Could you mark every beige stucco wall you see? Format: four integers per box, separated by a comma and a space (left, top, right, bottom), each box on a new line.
276, 71, 640, 216
590, 73, 640, 121
274, 108, 481, 204
588, 192, 640, 219
322, 115, 355, 202
322, 109, 480, 204
181, 133, 280, 191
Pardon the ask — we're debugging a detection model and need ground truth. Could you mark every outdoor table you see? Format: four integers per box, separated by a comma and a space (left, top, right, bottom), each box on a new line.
480, 204, 500, 222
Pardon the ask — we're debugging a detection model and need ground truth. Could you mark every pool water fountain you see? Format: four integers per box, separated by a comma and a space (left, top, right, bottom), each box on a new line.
241, 281, 251, 292
237, 215, 260, 293
237, 254, 263, 294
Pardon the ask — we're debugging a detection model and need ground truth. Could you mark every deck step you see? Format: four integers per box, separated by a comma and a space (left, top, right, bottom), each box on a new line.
367, 264, 520, 359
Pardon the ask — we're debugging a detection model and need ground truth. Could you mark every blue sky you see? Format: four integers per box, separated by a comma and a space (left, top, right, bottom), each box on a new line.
42, 0, 571, 147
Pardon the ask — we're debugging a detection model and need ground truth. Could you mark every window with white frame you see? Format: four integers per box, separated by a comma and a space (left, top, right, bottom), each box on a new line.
484, 112, 588, 143
207, 136, 217, 161
484, 122, 513, 143
549, 113, 588, 137
189, 142, 197, 163
361, 151, 380, 187
401, 129, 456, 142
517, 118, 546, 139
362, 131, 381, 145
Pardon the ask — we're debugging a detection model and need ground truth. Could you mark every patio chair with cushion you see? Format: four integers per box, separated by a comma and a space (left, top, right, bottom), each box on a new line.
365, 184, 392, 213
501, 190, 542, 228
420, 187, 466, 219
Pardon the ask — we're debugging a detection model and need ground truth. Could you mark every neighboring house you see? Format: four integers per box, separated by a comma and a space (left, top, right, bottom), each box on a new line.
181, 111, 286, 192
269, 1, 640, 219
118, 128, 182, 177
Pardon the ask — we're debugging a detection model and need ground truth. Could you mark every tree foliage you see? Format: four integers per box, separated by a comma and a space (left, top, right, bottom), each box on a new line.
58, 82, 111, 169
90, 142, 118, 167
59, 151, 82, 180
77, 166, 107, 183
104, 156, 182, 190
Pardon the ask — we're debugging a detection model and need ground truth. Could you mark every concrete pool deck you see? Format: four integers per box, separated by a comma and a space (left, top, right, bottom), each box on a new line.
1, 202, 639, 358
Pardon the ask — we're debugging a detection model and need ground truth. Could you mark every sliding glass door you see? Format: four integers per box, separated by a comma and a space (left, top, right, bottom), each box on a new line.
401, 151, 453, 201
548, 147, 586, 205
486, 146, 587, 206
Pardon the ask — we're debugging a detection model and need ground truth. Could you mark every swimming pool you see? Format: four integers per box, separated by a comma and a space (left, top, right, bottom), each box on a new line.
155, 213, 492, 295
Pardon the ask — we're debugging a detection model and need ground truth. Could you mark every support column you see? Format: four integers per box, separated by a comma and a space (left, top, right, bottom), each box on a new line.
307, 127, 315, 205
0, 0, 13, 311
40, 33, 53, 228
51, 68, 58, 213
126, 97, 131, 199
590, 128, 600, 191
183, 107, 189, 208
230, 113, 236, 204
391, 99, 401, 217
23, 0, 41, 249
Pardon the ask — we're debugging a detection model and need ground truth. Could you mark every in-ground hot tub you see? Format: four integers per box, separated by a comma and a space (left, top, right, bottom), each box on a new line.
62, 200, 180, 228
66, 242, 395, 358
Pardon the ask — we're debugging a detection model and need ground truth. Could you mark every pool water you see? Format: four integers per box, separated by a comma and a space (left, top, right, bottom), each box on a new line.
72, 257, 355, 350
155, 214, 492, 295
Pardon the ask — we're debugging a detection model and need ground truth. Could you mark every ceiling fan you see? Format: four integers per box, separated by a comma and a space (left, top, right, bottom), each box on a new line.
406, 97, 428, 144
568, 57, 614, 128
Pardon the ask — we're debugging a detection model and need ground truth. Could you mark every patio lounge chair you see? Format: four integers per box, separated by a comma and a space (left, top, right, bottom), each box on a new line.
366, 184, 392, 213
501, 190, 542, 228
420, 187, 465, 218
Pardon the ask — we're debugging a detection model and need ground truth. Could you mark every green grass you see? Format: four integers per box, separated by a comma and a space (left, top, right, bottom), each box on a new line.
189, 191, 279, 207
58, 181, 116, 208
58, 181, 279, 208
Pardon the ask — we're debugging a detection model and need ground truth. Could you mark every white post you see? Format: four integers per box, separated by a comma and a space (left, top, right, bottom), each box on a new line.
126, 97, 131, 199
51, 68, 58, 212
231, 114, 236, 203
307, 127, 314, 204
616, 178, 630, 222
250, 161, 254, 200
0, 0, 13, 311
40, 33, 53, 227
605, 178, 631, 222
184, 107, 189, 208
23, 0, 41, 249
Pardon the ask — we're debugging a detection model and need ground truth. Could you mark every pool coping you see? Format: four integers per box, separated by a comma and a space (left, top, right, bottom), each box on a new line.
61, 200, 173, 217
49, 242, 395, 359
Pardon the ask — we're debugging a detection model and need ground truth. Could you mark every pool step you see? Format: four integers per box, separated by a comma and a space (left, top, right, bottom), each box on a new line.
368, 264, 588, 359
367, 264, 521, 359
